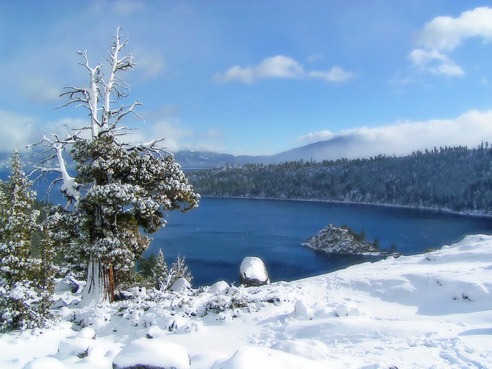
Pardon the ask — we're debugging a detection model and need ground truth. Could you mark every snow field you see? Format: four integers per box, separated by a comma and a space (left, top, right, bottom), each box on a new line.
0, 234, 491, 368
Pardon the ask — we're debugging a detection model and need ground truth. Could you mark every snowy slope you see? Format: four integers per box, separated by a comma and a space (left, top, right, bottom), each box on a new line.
1, 234, 491, 369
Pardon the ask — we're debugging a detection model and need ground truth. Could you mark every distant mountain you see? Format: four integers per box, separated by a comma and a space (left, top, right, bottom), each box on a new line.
173, 150, 269, 169
1, 131, 465, 171
173, 136, 359, 169
269, 136, 354, 163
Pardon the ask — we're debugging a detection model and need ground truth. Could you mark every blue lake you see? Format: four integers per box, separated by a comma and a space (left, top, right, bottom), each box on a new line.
148, 197, 492, 287
3, 168, 490, 288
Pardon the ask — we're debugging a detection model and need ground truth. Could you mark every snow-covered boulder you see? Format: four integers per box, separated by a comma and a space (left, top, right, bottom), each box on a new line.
209, 280, 230, 294
239, 257, 270, 287
76, 327, 96, 340
146, 325, 165, 339
55, 273, 83, 293
170, 277, 191, 293
112, 338, 190, 369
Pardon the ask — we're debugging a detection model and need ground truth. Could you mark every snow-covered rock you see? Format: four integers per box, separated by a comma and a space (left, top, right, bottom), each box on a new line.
146, 325, 165, 339
76, 327, 96, 340
55, 274, 83, 294
239, 256, 270, 286
170, 277, 191, 293
112, 338, 190, 369
303, 224, 384, 255
209, 280, 230, 294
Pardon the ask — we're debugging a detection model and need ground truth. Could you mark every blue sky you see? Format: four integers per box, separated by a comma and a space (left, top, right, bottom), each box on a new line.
1, 1, 492, 157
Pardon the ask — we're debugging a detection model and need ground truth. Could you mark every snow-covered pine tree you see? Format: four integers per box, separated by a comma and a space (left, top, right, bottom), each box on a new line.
0, 151, 45, 330
152, 249, 168, 290
0, 151, 40, 281
32, 28, 199, 305
151, 251, 192, 291
34, 213, 59, 324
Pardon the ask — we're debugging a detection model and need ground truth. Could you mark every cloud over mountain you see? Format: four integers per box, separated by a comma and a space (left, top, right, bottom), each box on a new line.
295, 110, 492, 160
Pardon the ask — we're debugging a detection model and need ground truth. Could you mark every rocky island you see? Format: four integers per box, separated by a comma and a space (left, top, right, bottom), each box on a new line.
303, 224, 388, 256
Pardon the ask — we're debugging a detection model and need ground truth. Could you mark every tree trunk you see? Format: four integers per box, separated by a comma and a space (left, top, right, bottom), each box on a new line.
80, 257, 108, 306
81, 203, 116, 305
103, 258, 115, 303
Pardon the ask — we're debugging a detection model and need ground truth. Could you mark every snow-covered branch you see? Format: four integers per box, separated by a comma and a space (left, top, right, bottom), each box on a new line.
124, 137, 168, 156
30, 135, 80, 206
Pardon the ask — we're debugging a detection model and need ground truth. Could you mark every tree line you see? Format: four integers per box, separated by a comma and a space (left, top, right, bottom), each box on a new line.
189, 144, 492, 215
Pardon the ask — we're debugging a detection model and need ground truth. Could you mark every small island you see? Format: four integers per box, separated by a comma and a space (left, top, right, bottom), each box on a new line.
303, 224, 390, 256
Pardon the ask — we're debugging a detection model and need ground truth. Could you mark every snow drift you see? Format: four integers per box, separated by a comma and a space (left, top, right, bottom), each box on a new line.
1, 234, 491, 369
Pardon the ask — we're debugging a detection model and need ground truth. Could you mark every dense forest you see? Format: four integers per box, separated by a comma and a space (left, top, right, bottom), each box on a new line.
189, 144, 492, 215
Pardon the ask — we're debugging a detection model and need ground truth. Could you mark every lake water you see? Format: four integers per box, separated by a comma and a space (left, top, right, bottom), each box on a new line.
148, 197, 492, 287
3, 168, 490, 288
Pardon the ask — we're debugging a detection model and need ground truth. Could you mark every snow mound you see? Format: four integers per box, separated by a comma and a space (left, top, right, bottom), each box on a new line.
76, 327, 96, 339
112, 338, 190, 369
293, 300, 312, 318
212, 346, 327, 369
22, 357, 66, 369
271, 339, 332, 361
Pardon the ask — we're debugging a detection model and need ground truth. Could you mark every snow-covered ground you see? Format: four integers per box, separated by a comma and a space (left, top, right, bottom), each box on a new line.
1, 234, 491, 369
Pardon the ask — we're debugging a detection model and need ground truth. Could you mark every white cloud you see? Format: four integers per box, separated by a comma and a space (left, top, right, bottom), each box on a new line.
408, 7, 492, 78
215, 55, 304, 83
126, 118, 194, 153
297, 110, 492, 159
308, 66, 355, 83
0, 110, 37, 152
417, 7, 492, 51
215, 55, 354, 84
298, 130, 335, 144
409, 49, 464, 77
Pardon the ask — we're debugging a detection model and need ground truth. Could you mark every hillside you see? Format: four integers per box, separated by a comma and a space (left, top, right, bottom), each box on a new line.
2, 234, 491, 368
189, 145, 492, 215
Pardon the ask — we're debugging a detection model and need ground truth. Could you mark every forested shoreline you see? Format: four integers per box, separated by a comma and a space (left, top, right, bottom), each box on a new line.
189, 145, 492, 216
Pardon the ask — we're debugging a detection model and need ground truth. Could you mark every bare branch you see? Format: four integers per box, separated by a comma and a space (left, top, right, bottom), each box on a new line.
124, 137, 169, 156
